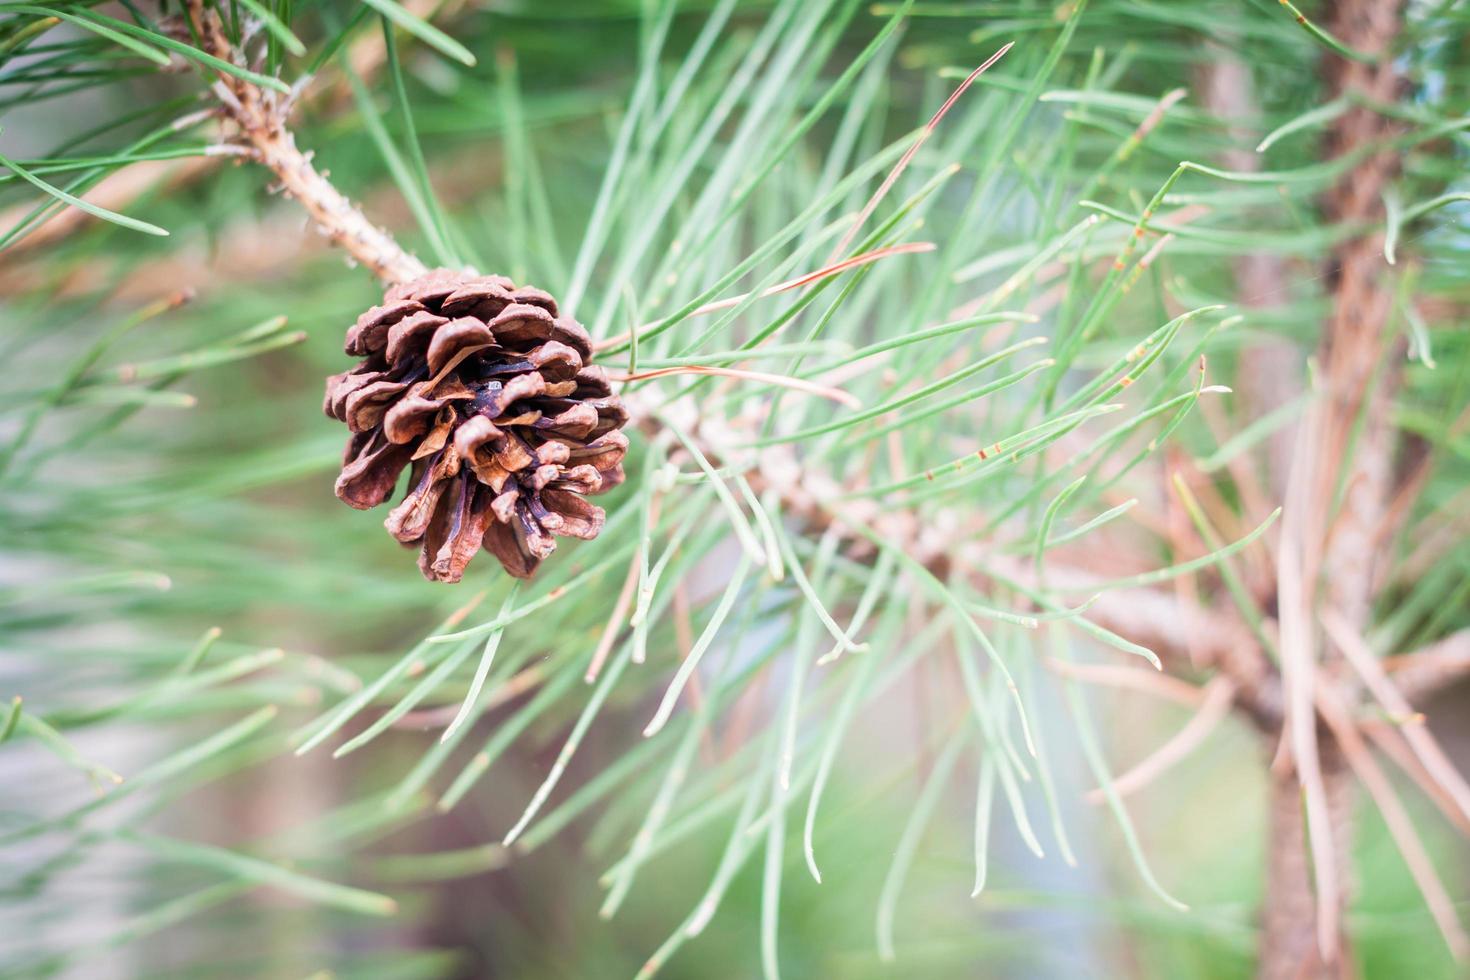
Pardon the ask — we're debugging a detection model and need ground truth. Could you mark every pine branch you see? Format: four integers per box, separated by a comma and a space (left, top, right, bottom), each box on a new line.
175, 3, 1283, 727
182, 0, 427, 284
1387, 629, 1470, 704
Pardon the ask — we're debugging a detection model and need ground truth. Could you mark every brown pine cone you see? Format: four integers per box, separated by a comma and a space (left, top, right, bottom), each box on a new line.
324, 269, 629, 582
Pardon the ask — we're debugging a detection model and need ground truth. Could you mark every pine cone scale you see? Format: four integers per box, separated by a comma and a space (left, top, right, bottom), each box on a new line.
346, 299, 425, 355
384, 310, 449, 363
335, 434, 414, 510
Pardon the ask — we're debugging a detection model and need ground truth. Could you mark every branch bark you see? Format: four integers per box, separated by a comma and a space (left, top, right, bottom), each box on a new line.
1260, 1, 1407, 976
1259, 741, 1357, 980
183, 0, 427, 285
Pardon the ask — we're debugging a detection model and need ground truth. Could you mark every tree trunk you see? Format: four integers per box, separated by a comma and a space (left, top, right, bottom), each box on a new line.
1259, 743, 1357, 980
1257, 1, 1403, 976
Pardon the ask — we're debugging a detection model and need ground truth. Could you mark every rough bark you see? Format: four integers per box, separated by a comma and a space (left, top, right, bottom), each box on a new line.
1260, 743, 1358, 980
1257, 1, 1405, 976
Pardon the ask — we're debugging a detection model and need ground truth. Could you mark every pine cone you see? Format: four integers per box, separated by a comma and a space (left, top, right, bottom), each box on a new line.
324, 270, 629, 582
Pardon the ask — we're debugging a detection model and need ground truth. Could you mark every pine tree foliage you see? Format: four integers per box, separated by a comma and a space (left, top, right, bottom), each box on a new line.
1, 1, 1468, 977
